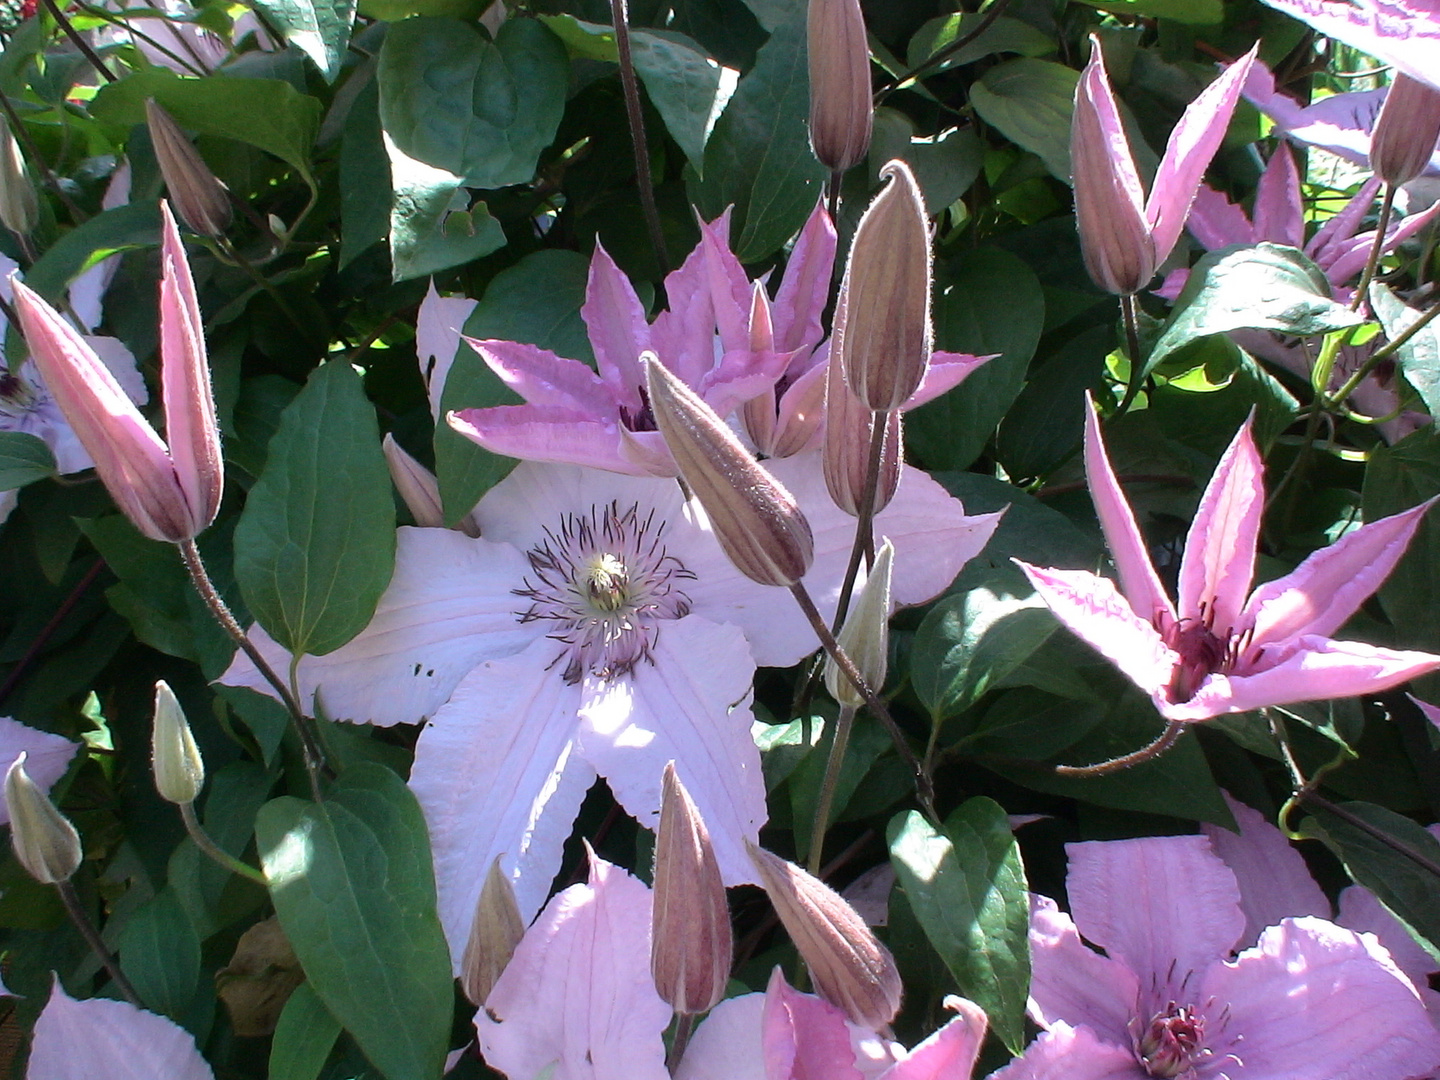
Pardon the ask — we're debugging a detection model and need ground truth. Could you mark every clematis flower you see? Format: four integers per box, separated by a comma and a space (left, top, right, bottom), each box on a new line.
25, 981, 214, 1080
1070, 35, 1258, 295
1015, 398, 1440, 722
0, 716, 76, 825
1257, 0, 1440, 95
991, 834, 1440, 1080
222, 452, 1001, 946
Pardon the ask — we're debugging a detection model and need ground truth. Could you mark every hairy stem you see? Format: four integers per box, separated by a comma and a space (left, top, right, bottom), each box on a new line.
56, 880, 143, 1008
1111, 292, 1147, 421
666, 1012, 697, 1074
610, 0, 670, 271
1349, 183, 1397, 313
833, 408, 889, 631
807, 703, 858, 876
1053, 719, 1187, 777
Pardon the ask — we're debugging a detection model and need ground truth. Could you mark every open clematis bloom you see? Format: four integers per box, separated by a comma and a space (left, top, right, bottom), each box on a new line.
1015, 398, 1440, 722
26, 981, 215, 1080
1071, 35, 1258, 295
1258, 0, 1440, 96
991, 834, 1440, 1080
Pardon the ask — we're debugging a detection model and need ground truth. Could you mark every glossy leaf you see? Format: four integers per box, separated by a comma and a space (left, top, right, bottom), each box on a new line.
1373, 282, 1440, 418
0, 431, 55, 490
250, 0, 357, 81
969, 58, 1078, 180
118, 888, 201, 1025
270, 981, 343, 1080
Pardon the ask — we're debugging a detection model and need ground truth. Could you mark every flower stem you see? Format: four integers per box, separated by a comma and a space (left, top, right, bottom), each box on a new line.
666, 1012, 696, 1074
1349, 183, 1396, 313
1053, 719, 1186, 777
38, 0, 116, 83
807, 703, 857, 876
833, 408, 889, 631
788, 582, 935, 818
1295, 789, 1440, 881
55, 880, 143, 1009
610, 0, 669, 272
179, 801, 268, 885
1329, 294, 1440, 407
826, 170, 842, 223
1111, 292, 1147, 421
0, 91, 86, 225
177, 539, 328, 801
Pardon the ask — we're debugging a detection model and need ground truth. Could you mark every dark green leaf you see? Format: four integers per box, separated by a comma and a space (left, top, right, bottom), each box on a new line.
23, 201, 160, 301
870, 109, 983, 214
1078, 0, 1223, 23
339, 67, 391, 269
907, 13, 1055, 72
257, 765, 453, 1080
931, 472, 1103, 570
969, 58, 1077, 180
887, 799, 1030, 1053
234, 361, 396, 657
250, 0, 357, 81
0, 432, 56, 490
118, 888, 201, 1024
789, 716, 890, 862
271, 981, 343, 1080
1372, 282, 1440, 418
995, 324, 1111, 479
387, 159, 507, 281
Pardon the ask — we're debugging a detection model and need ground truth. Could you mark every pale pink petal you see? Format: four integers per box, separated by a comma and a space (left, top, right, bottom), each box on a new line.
219, 527, 535, 726
1176, 418, 1263, 633
1186, 184, 1257, 251
1276, 88, 1386, 164
1257, 0, 1440, 95
1146, 45, 1259, 264
618, 427, 682, 476
28, 982, 214, 1080
417, 280, 478, 418
1242, 497, 1438, 648
1201, 794, 1330, 947
583, 243, 650, 415
764, 968, 865, 1080
410, 642, 597, 950
1310, 176, 1386, 270
1200, 916, 1440, 1079
903, 352, 992, 410
448, 406, 648, 476
772, 202, 837, 355
464, 338, 613, 411
649, 236, 720, 390
699, 345, 791, 419
1027, 895, 1142, 1047
769, 351, 831, 457
1323, 197, 1440, 286
986, 1023, 1143, 1080
695, 209, 753, 353
1338, 884, 1440, 1000
1152, 268, 1190, 302
1082, 399, 1176, 630
475, 857, 672, 1080
674, 993, 769, 1080
1065, 836, 1245, 1001
877, 997, 986, 1080
1013, 562, 1177, 701
0, 717, 76, 826
577, 616, 765, 888
1252, 143, 1306, 248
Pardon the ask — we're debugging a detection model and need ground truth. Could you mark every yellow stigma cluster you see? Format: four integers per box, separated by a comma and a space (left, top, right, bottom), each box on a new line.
582, 553, 630, 613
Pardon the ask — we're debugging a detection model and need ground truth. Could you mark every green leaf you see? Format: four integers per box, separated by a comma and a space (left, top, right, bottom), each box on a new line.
23, 201, 160, 301
1299, 800, 1440, 957
907, 249, 1045, 470
910, 563, 1057, 721
386, 149, 507, 281
789, 716, 891, 861
339, 66, 391, 269
378, 17, 567, 190
870, 109, 983, 215
1146, 244, 1365, 377
234, 361, 396, 658
932, 472, 1103, 570
91, 69, 322, 182
0, 432, 56, 490
118, 888, 201, 1024
995, 324, 1111, 479
969, 58, 1077, 181
250, 0, 357, 81
270, 981, 343, 1080
1372, 282, 1440, 418
887, 799, 1030, 1053
689, 17, 826, 262
257, 765, 453, 1080
1077, 0, 1223, 24
906, 13, 1055, 72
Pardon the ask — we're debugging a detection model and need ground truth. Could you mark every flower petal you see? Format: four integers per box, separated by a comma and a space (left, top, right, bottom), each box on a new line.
878, 997, 986, 1080
1257, 0, 1440, 94
1338, 882, 1440, 1002
449, 404, 648, 476
417, 280, 477, 419
902, 351, 992, 410
219, 527, 535, 726
1185, 184, 1258, 252
0, 716, 76, 826
475, 857, 673, 1080
464, 338, 612, 411
28, 982, 214, 1080
577, 616, 765, 888
1310, 176, 1385, 270
695, 208, 754, 354
772, 202, 837, 355
1250, 143, 1306, 249
1065, 836, 1245, 1002
1027, 895, 1141, 1047
583, 242, 651, 415
764, 968, 866, 1080
986, 1022, 1143, 1080
674, 993, 769, 1080
1200, 916, 1440, 1079
770, 349, 831, 457
1177, 417, 1263, 634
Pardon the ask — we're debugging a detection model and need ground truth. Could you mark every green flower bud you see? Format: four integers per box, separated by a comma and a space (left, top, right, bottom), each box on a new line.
5, 753, 81, 885
152, 680, 204, 805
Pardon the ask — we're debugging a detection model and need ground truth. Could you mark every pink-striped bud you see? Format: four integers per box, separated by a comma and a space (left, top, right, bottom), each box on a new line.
146, 100, 232, 238
806, 0, 872, 174
382, 434, 481, 537
460, 859, 525, 1007
1371, 74, 1440, 187
822, 352, 900, 517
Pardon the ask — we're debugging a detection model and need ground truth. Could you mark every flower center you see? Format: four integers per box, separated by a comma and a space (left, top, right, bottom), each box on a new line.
0, 368, 36, 411
515, 501, 694, 684
1136, 1002, 1207, 1079
1161, 601, 1254, 703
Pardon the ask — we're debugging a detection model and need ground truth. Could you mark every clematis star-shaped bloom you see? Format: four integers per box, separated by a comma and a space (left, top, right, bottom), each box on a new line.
223, 452, 1000, 947
1015, 398, 1440, 722
1257, 0, 1440, 95
446, 205, 988, 476
991, 834, 1440, 1080
26, 981, 215, 1080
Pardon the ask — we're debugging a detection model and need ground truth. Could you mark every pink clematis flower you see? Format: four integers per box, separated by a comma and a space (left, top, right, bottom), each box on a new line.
222, 452, 1000, 945
1015, 398, 1440, 722
26, 981, 214, 1080
1257, 0, 1440, 95
991, 834, 1440, 1080
0, 716, 76, 827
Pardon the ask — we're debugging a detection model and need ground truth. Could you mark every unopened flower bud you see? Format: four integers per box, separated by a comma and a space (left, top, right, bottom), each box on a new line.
644, 355, 814, 587
822, 352, 901, 517
651, 763, 731, 1014
146, 99, 232, 238
824, 539, 893, 708
807, 0, 872, 174
0, 119, 37, 236
5, 753, 81, 885
152, 680, 204, 805
1370, 73, 1440, 187
747, 841, 901, 1029
461, 858, 525, 1006
833, 160, 932, 412
383, 434, 481, 537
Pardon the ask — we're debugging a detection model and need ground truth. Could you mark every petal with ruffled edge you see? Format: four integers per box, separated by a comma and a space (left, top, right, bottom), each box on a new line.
0, 716, 76, 826
1251, 143, 1305, 249
219, 527, 535, 727
1065, 836, 1245, 1005
1026, 895, 1140, 1047
1013, 563, 1176, 703
1257, 0, 1440, 94
475, 857, 672, 1080
879, 997, 987, 1080
1201, 794, 1330, 948
1200, 916, 1440, 1080
1338, 882, 1440, 1009
463, 338, 613, 412
410, 640, 598, 948
28, 982, 214, 1080
764, 968, 866, 1080
416, 280, 477, 419
772, 202, 837, 356
986, 1022, 1143, 1080
674, 993, 769, 1080
577, 616, 765, 888
1176, 417, 1263, 633
583, 243, 651, 416
449, 404, 647, 476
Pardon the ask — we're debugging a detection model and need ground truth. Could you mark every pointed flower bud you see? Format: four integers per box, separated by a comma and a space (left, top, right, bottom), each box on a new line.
461, 858, 526, 1006
11, 202, 222, 542
151, 680, 204, 805
0, 118, 37, 236
822, 352, 901, 517
807, 0, 872, 174
1370, 73, 1440, 187
145, 100, 232, 238
382, 434, 481, 537
747, 841, 901, 1029
824, 539, 893, 708
833, 160, 932, 412
644, 354, 814, 587
651, 762, 731, 1015
5, 753, 81, 885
